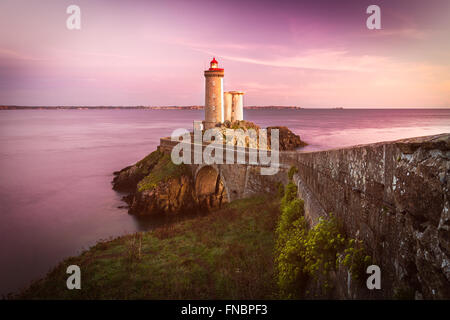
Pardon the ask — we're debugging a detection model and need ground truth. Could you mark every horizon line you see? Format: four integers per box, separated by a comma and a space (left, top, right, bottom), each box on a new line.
1, 105, 449, 110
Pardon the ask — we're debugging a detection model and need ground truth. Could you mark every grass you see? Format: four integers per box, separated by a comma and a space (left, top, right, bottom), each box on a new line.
137, 153, 191, 192
16, 195, 280, 300
134, 149, 163, 176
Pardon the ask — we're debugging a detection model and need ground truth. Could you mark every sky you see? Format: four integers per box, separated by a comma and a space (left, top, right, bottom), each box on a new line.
0, 0, 449, 108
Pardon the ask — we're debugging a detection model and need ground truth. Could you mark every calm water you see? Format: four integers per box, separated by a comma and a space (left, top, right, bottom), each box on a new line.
0, 108, 449, 295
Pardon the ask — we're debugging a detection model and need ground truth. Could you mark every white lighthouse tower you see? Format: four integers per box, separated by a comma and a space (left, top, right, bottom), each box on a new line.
204, 57, 224, 129
197, 57, 245, 131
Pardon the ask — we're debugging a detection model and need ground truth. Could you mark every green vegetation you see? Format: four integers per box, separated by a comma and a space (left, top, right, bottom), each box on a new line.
231, 123, 241, 130
339, 239, 372, 281
17, 196, 280, 299
287, 166, 298, 180
229, 120, 259, 131
276, 182, 284, 198
137, 153, 191, 192
275, 182, 371, 298
134, 149, 163, 176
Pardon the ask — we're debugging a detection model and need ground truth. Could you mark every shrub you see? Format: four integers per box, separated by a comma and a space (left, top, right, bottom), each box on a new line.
288, 166, 298, 181
275, 182, 308, 297
339, 239, 372, 281
277, 199, 304, 237
301, 215, 345, 280
276, 213, 346, 298
276, 182, 284, 198
275, 182, 372, 298
280, 182, 297, 209
276, 216, 309, 297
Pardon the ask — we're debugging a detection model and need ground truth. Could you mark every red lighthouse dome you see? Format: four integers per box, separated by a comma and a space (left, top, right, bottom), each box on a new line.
209, 57, 223, 71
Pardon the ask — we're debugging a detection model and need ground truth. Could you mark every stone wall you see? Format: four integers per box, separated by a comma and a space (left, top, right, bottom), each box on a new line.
290, 134, 449, 299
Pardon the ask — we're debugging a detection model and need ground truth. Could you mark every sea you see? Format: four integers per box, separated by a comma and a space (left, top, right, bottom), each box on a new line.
0, 108, 449, 295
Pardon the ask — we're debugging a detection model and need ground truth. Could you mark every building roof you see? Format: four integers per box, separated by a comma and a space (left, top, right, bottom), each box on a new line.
225, 91, 245, 95
208, 57, 224, 71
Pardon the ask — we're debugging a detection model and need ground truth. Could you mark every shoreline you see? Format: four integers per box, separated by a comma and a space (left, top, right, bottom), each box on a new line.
1, 106, 302, 110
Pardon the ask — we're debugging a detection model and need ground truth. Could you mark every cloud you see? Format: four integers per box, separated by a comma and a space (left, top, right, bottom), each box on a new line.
0, 48, 41, 62
195, 47, 393, 73
169, 38, 399, 72
366, 28, 426, 39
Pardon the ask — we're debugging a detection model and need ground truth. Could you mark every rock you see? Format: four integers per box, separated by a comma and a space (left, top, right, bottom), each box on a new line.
267, 126, 307, 150
112, 149, 163, 192
112, 148, 228, 216
213, 121, 306, 151
113, 149, 196, 216
130, 175, 196, 216
230, 120, 261, 131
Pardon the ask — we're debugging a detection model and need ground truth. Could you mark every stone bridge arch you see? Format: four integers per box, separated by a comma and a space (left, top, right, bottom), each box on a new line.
194, 164, 230, 210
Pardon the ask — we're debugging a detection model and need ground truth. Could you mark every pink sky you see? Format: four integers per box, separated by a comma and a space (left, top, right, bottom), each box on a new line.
0, 0, 449, 108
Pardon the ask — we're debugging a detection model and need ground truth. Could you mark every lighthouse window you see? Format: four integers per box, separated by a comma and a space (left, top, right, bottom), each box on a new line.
212, 81, 215, 86
212, 106, 215, 111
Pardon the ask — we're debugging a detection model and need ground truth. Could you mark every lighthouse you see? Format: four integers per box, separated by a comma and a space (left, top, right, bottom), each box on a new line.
204, 57, 224, 130
200, 57, 244, 130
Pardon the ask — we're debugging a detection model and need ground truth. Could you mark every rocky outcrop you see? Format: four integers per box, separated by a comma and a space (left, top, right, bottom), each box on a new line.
113, 148, 229, 216
113, 149, 163, 192
220, 120, 260, 131
216, 120, 307, 151
113, 149, 196, 216
129, 175, 196, 216
268, 126, 307, 151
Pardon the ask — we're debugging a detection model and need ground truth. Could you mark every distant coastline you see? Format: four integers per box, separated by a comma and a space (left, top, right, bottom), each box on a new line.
0, 105, 304, 110
3, 106, 448, 110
